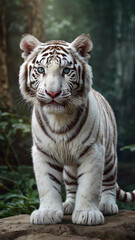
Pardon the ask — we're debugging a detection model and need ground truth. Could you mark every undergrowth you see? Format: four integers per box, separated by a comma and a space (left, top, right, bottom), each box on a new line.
0, 166, 39, 218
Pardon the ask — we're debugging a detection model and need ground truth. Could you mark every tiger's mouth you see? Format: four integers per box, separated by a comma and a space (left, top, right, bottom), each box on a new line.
38, 97, 65, 107
46, 100, 66, 108
43, 99, 67, 114
48, 100, 61, 105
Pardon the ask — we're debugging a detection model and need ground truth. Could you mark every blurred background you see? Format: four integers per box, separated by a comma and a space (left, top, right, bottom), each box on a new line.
0, 0, 135, 217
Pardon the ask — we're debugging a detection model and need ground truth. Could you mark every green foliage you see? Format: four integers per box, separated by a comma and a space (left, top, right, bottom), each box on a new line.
61, 182, 66, 202
121, 144, 135, 152
117, 201, 135, 210
44, 0, 95, 41
0, 166, 39, 218
0, 111, 30, 137
0, 96, 31, 166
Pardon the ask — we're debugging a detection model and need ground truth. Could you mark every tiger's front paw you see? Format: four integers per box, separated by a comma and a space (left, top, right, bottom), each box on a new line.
63, 200, 74, 215
72, 209, 104, 225
99, 202, 119, 215
30, 209, 63, 225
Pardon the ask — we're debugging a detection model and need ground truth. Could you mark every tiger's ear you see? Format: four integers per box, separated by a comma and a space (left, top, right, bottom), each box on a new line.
20, 34, 40, 59
71, 34, 93, 61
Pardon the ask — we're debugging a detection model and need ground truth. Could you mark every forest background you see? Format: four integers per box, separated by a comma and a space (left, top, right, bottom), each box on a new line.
0, 0, 135, 217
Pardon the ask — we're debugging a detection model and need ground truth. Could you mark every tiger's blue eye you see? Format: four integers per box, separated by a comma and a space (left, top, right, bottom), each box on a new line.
63, 68, 70, 74
38, 67, 45, 74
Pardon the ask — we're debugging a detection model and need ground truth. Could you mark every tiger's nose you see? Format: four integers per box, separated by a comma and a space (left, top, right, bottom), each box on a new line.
45, 90, 61, 98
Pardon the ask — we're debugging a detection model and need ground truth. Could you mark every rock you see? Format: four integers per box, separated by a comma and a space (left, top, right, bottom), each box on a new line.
0, 210, 135, 240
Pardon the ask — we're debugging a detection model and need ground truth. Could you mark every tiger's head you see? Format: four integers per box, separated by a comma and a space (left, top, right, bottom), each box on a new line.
19, 34, 93, 114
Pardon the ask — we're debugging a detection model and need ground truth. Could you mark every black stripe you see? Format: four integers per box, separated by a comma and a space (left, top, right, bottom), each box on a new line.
67, 100, 89, 142
64, 169, 77, 181
53, 186, 61, 195
103, 183, 115, 187
33, 132, 42, 143
103, 163, 114, 175
48, 162, 63, 172
24, 64, 29, 93
32, 56, 37, 64
105, 155, 113, 166
79, 145, 92, 158
103, 169, 117, 183
78, 173, 84, 179
42, 52, 49, 57
35, 108, 56, 143
68, 191, 76, 194
102, 187, 114, 193
41, 46, 52, 53
58, 46, 69, 54
116, 187, 121, 199
64, 179, 77, 185
48, 173, 61, 185
35, 142, 58, 162
123, 192, 127, 202
78, 66, 81, 80
73, 57, 77, 65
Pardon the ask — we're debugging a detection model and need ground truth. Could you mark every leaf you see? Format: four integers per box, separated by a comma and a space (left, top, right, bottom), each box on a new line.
120, 144, 135, 152
4, 193, 28, 201
0, 121, 8, 130
1, 112, 14, 117
12, 123, 31, 134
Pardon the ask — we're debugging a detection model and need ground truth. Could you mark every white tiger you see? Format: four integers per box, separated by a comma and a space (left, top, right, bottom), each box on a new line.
19, 34, 135, 225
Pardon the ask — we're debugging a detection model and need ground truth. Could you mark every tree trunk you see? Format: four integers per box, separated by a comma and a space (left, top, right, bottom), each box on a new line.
112, 1, 135, 143
22, 0, 45, 41
114, 3, 135, 99
0, 0, 12, 108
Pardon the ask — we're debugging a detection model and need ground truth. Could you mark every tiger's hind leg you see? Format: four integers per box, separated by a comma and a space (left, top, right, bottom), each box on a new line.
99, 152, 118, 215
63, 166, 77, 215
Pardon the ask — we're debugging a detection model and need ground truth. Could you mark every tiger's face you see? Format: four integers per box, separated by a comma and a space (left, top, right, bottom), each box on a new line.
19, 34, 93, 114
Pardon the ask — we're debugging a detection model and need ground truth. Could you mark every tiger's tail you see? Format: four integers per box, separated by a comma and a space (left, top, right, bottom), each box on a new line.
116, 183, 135, 202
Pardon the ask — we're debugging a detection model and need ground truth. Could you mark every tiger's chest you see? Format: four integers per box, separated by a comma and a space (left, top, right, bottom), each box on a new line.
32, 103, 99, 165
32, 122, 88, 165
